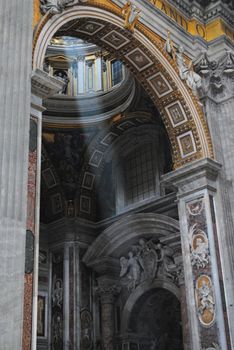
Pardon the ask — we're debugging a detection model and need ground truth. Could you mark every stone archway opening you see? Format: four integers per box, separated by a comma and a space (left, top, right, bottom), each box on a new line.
127, 288, 183, 350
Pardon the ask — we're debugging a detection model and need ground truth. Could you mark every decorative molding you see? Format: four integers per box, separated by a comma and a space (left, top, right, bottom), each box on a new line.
31, 69, 64, 98
195, 50, 234, 100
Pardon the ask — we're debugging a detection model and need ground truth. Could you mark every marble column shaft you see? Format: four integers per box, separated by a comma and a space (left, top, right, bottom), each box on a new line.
0, 0, 33, 348
63, 243, 70, 349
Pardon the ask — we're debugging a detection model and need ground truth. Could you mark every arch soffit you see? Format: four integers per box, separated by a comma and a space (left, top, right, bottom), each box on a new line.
121, 278, 181, 333
83, 213, 180, 265
33, 3, 213, 170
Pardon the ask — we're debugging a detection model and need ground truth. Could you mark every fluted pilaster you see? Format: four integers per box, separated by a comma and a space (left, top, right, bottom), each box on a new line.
0, 0, 33, 348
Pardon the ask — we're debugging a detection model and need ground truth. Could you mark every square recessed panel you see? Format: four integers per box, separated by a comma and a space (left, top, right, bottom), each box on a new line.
82, 172, 95, 190
125, 48, 153, 72
51, 193, 63, 214
101, 132, 118, 146
80, 195, 91, 214
147, 72, 173, 98
101, 30, 130, 50
42, 168, 57, 188
89, 150, 103, 168
75, 21, 105, 36
177, 131, 196, 158
165, 101, 188, 127
117, 120, 135, 131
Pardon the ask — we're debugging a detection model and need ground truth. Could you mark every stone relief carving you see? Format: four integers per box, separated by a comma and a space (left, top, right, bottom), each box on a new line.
189, 224, 209, 269
164, 32, 202, 94
122, 1, 141, 32
196, 275, 215, 326
119, 239, 178, 291
195, 50, 234, 97
40, 0, 76, 15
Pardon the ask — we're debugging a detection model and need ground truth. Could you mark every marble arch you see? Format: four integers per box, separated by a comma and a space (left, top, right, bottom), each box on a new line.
33, 3, 214, 169
83, 213, 180, 264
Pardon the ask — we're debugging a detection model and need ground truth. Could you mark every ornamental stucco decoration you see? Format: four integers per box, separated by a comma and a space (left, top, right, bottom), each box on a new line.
119, 238, 179, 291
164, 31, 202, 95
195, 50, 234, 98
40, 0, 83, 15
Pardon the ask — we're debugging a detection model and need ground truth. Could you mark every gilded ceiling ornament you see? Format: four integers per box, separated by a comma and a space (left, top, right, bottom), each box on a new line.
121, 1, 141, 32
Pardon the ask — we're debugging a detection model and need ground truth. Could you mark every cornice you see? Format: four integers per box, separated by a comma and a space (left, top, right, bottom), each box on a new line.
31, 68, 64, 98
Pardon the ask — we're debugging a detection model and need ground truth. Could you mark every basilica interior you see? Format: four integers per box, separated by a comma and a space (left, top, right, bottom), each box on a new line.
1, 1, 233, 350
37, 32, 184, 350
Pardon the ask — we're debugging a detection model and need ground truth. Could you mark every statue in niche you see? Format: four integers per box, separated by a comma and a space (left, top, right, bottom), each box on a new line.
40, 0, 75, 15
80, 309, 93, 350
198, 280, 215, 316
120, 238, 178, 290
122, 1, 141, 32
164, 32, 202, 94
52, 312, 63, 350
52, 277, 63, 308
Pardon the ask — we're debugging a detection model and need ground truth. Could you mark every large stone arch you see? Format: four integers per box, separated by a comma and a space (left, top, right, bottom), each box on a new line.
83, 212, 180, 266
33, 2, 213, 169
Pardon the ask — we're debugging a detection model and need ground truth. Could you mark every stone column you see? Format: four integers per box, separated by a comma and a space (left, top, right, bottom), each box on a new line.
63, 243, 70, 349
97, 281, 120, 350
195, 51, 234, 348
162, 158, 229, 350
73, 241, 81, 349
95, 53, 103, 91
0, 0, 33, 348
78, 56, 85, 94
22, 70, 63, 350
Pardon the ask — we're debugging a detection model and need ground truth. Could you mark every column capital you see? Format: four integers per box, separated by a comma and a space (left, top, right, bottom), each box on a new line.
96, 279, 121, 304
162, 158, 222, 197
31, 68, 64, 99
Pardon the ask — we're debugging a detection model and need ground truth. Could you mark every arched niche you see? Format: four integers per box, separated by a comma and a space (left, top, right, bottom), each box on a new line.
33, 3, 213, 170
121, 281, 183, 349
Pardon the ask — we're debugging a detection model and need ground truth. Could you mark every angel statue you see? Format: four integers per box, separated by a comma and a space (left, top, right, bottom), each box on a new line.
40, 0, 75, 15
122, 1, 141, 32
164, 31, 202, 94
164, 30, 176, 60
119, 251, 142, 291
156, 242, 177, 280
